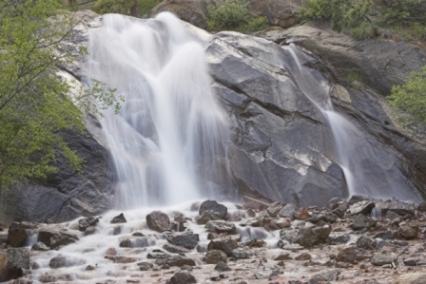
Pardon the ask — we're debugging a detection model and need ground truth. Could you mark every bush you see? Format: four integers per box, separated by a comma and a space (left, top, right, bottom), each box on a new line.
92, 0, 161, 17
388, 67, 426, 124
207, 0, 268, 32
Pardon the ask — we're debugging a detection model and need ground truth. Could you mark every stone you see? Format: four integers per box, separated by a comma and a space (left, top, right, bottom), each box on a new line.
356, 236, 376, 249
278, 204, 297, 220
168, 271, 197, 284
215, 261, 231, 271
398, 222, 418, 240
0, 248, 29, 282
350, 200, 375, 215
309, 269, 339, 284
163, 244, 191, 254
274, 253, 291, 261
232, 248, 254, 259
155, 255, 196, 267
146, 211, 170, 232
268, 218, 291, 230
418, 202, 426, 212
205, 250, 227, 264
352, 214, 377, 230
7, 222, 37, 247
293, 207, 309, 220
294, 226, 331, 247
49, 255, 85, 268
254, 266, 280, 279
84, 226, 98, 236
32, 242, 50, 251
37, 228, 78, 249
78, 216, 99, 231
205, 220, 237, 234
403, 258, 426, 266
105, 247, 117, 256
196, 245, 207, 253
371, 253, 396, 266
166, 233, 199, 250
378, 201, 416, 217
280, 230, 296, 243
306, 214, 325, 224
392, 273, 426, 284
229, 211, 246, 222
105, 256, 137, 263
330, 234, 350, 245
295, 252, 311, 261
119, 237, 154, 248
111, 213, 127, 224
324, 213, 338, 223
199, 200, 227, 220
348, 195, 369, 205
208, 238, 238, 256
39, 275, 58, 283
267, 201, 284, 217
336, 246, 371, 263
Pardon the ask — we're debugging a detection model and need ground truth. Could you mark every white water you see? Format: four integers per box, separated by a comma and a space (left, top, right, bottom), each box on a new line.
283, 44, 420, 201
85, 13, 229, 209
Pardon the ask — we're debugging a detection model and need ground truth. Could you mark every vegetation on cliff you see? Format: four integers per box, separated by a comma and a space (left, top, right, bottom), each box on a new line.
0, 0, 118, 189
92, 0, 161, 17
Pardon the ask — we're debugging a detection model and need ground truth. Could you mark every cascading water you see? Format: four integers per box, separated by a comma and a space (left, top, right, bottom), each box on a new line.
85, 13, 229, 209
282, 44, 420, 201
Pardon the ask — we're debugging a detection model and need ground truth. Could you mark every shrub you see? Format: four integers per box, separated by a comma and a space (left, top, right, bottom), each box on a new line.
92, 0, 161, 17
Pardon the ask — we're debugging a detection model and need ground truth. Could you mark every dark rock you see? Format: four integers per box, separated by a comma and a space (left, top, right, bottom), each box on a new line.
418, 202, 426, 213
274, 253, 291, 261
32, 242, 50, 251
231, 248, 253, 259
166, 233, 199, 250
374, 231, 396, 240
205, 250, 227, 264
199, 200, 227, 220
39, 275, 58, 283
295, 252, 311, 261
146, 211, 170, 232
336, 246, 371, 263
268, 218, 291, 230
84, 226, 98, 236
0, 248, 29, 282
111, 213, 127, 224
138, 262, 154, 271
324, 213, 338, 223
398, 222, 418, 240
254, 266, 280, 279
7, 222, 37, 247
207, 238, 238, 256
403, 258, 426, 266
78, 216, 99, 231
49, 255, 85, 268
119, 237, 154, 248
352, 214, 377, 230
350, 200, 375, 215
240, 239, 266, 248
168, 271, 197, 284
370, 253, 396, 266
294, 226, 331, 247
278, 204, 297, 220
37, 228, 78, 249
267, 201, 284, 217
378, 201, 416, 217
392, 273, 426, 284
105, 256, 137, 263
293, 207, 309, 220
330, 234, 350, 245
309, 269, 339, 284
85, 265, 96, 271
163, 244, 190, 254
155, 255, 196, 267
196, 245, 207, 253
215, 261, 231, 271
348, 195, 369, 205
205, 220, 237, 234
356, 236, 376, 249
306, 214, 325, 224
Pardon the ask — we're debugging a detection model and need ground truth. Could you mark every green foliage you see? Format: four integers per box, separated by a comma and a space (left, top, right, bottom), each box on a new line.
92, 0, 161, 17
0, 0, 121, 189
388, 67, 426, 125
207, 0, 268, 32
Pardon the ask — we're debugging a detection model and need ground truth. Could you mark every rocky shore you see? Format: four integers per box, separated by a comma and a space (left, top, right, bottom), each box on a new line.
1, 196, 426, 283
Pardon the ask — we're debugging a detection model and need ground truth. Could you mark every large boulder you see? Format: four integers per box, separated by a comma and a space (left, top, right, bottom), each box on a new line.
146, 211, 171, 232
7, 222, 38, 247
0, 248, 30, 282
152, 0, 209, 29
37, 228, 79, 250
293, 226, 331, 247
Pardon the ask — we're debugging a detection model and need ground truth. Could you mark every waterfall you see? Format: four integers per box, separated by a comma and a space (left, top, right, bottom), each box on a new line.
85, 13, 229, 209
282, 44, 420, 201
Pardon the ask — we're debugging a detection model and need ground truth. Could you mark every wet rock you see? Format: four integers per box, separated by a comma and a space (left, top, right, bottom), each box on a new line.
215, 261, 231, 271
274, 253, 291, 261
267, 201, 284, 217
119, 236, 154, 248
163, 243, 190, 254
294, 225, 331, 247
254, 266, 280, 279
333, 202, 349, 218
309, 269, 339, 284
293, 207, 309, 220
229, 211, 246, 222
268, 218, 291, 230
306, 214, 325, 224
403, 257, 426, 266
240, 239, 266, 248
324, 213, 338, 223
205, 250, 227, 264
37, 228, 78, 249
32, 242, 50, 251
168, 271, 196, 284
105, 247, 117, 256
39, 275, 58, 283
350, 200, 375, 215
349, 195, 369, 205
295, 252, 311, 261
379, 201, 416, 217
336, 246, 371, 263
105, 256, 137, 263
138, 262, 154, 271
180, 265, 193, 271
398, 222, 418, 239
199, 200, 227, 220
7, 222, 37, 247
392, 273, 426, 284
280, 230, 296, 243
84, 226, 98, 236
417, 202, 426, 213
356, 236, 376, 249
85, 265, 96, 271
111, 213, 127, 224
78, 216, 99, 231
232, 248, 254, 259
352, 214, 377, 230
371, 253, 396, 266
196, 245, 207, 253
278, 204, 297, 220
166, 233, 199, 250
146, 211, 170, 232
49, 255, 85, 268
208, 238, 238, 256
205, 220, 237, 234
374, 231, 396, 240
330, 234, 350, 245
243, 198, 269, 211
0, 248, 29, 282
155, 255, 196, 267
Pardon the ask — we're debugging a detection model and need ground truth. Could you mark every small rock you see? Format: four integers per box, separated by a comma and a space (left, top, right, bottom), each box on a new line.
37, 229, 78, 250
84, 226, 98, 236
350, 200, 375, 215
336, 246, 371, 263
274, 253, 291, 261
85, 265, 96, 271
295, 252, 311, 261
278, 204, 297, 220
39, 275, 57, 283
398, 222, 418, 240
32, 242, 49, 251
417, 202, 426, 213
294, 226, 331, 247
167, 233, 199, 250
254, 266, 280, 279
49, 255, 85, 268
268, 218, 291, 230
163, 244, 190, 254
267, 201, 284, 217
111, 213, 127, 224
0, 248, 29, 282
156, 255, 196, 267
352, 214, 377, 230
78, 217, 99, 231
309, 269, 339, 284
7, 222, 36, 247
232, 248, 253, 259
168, 271, 196, 284
196, 245, 207, 253
146, 211, 171, 232
205, 220, 237, 234
330, 234, 350, 245
371, 253, 396, 266
105, 247, 117, 256
356, 236, 376, 249
208, 238, 238, 256
119, 237, 154, 248
199, 200, 227, 220
215, 261, 231, 271
205, 250, 227, 264
105, 256, 137, 263
294, 207, 309, 220
392, 273, 426, 284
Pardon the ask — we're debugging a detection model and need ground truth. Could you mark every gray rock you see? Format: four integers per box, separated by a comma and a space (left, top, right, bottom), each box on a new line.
254, 266, 280, 279
168, 271, 197, 284
146, 211, 170, 232
32, 242, 50, 251
392, 273, 426, 284
155, 255, 196, 267
163, 244, 191, 254
403, 258, 426, 266
49, 255, 85, 268
330, 234, 350, 245
309, 269, 339, 284
205, 220, 237, 234
199, 200, 227, 220
336, 246, 371, 263
398, 222, 418, 240
294, 226, 331, 247
0, 248, 29, 282
267, 201, 284, 217
232, 248, 254, 259
208, 238, 238, 257
205, 250, 227, 264
78, 216, 99, 231
111, 213, 126, 224
119, 237, 154, 248
268, 218, 291, 230
352, 214, 377, 230
215, 261, 231, 271
350, 200, 375, 216
371, 253, 396, 266
278, 204, 297, 220
37, 228, 78, 250
356, 236, 376, 249
167, 233, 199, 250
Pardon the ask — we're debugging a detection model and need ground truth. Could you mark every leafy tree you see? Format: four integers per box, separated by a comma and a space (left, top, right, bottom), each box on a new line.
0, 0, 119, 188
388, 67, 426, 124
207, 0, 268, 32
92, 0, 161, 17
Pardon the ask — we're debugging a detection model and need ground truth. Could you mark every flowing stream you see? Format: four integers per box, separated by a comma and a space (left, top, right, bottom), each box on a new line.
85, 13, 229, 209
